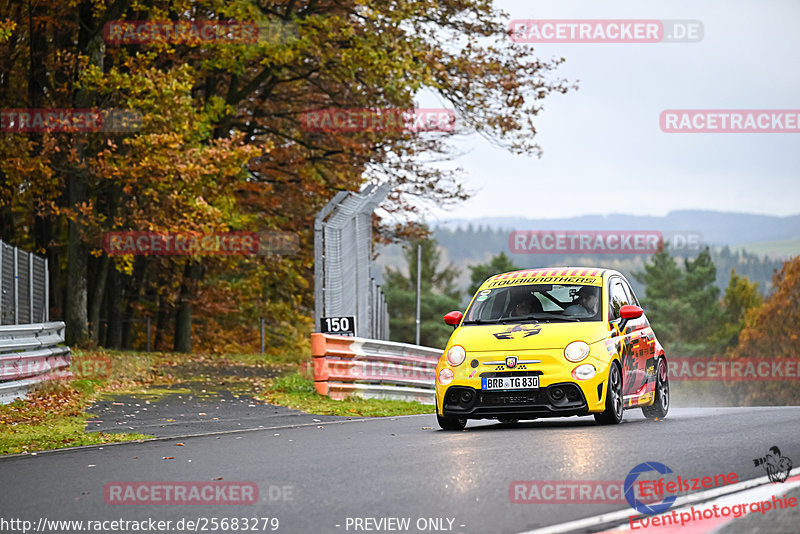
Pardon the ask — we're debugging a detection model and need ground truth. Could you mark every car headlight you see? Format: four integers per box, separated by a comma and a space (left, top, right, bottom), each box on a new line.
446, 345, 466, 367
572, 364, 597, 380
438, 368, 454, 385
564, 341, 590, 362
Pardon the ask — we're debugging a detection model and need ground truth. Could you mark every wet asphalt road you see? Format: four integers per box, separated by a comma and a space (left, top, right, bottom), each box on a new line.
84, 387, 345, 438
1, 407, 800, 534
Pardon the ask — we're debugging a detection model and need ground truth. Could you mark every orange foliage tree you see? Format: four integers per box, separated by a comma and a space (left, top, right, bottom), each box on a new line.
731, 257, 800, 404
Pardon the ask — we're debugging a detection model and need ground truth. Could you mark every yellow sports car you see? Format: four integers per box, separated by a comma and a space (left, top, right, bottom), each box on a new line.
435, 268, 669, 430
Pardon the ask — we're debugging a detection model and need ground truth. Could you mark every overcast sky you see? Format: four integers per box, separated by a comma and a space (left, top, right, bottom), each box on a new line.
423, 0, 800, 222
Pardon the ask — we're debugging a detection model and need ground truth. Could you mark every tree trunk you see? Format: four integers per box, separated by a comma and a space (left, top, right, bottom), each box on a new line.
65, 201, 88, 344
121, 256, 146, 349
174, 261, 202, 353
88, 254, 109, 344
105, 261, 123, 349
154, 291, 169, 351
65, 0, 106, 345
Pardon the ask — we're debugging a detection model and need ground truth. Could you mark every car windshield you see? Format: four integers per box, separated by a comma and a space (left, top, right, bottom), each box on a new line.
463, 283, 602, 324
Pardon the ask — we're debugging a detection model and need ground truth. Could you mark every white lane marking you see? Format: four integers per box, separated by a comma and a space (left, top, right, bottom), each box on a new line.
513, 474, 790, 534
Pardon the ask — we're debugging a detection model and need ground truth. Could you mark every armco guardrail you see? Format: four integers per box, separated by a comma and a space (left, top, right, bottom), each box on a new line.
311, 333, 441, 404
0, 322, 70, 404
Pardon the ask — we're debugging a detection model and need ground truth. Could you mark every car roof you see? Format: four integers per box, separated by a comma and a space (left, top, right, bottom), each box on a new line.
480, 267, 623, 291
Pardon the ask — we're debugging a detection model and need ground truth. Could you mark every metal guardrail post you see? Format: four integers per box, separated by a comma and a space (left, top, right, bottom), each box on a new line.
13, 247, 18, 325
28, 252, 34, 324
44, 260, 49, 322
0, 243, 3, 325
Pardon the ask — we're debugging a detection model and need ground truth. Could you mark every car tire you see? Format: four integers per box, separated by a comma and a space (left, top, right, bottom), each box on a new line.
437, 413, 467, 430
642, 358, 669, 420
497, 418, 519, 424
594, 362, 624, 425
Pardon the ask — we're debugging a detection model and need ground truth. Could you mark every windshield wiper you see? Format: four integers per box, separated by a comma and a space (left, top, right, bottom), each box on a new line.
498, 314, 542, 324
462, 318, 499, 325
505, 313, 586, 323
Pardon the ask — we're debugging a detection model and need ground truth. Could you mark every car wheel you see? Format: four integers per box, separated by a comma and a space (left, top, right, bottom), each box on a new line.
437, 413, 467, 430
594, 362, 624, 425
642, 358, 669, 420
497, 418, 519, 424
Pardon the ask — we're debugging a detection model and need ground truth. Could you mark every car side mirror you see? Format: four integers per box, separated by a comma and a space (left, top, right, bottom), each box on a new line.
617, 304, 644, 330
444, 311, 463, 328
620, 305, 644, 319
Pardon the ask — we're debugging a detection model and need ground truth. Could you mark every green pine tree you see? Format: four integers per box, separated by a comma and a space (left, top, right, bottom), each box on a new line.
633, 247, 722, 356
467, 252, 520, 296
384, 234, 461, 348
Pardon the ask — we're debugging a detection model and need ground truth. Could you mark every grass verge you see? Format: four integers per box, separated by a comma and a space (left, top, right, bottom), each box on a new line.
260, 372, 433, 417
1, 341, 434, 455
0, 379, 149, 455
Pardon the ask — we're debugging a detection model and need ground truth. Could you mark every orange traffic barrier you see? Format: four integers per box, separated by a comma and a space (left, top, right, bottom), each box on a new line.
311, 333, 441, 404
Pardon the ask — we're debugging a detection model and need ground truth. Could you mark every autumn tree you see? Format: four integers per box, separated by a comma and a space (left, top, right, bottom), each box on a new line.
729, 257, 799, 404
711, 269, 762, 351
0, 0, 571, 352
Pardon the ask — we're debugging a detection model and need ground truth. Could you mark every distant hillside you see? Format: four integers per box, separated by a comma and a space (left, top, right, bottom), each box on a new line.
374, 210, 797, 303
433, 210, 800, 247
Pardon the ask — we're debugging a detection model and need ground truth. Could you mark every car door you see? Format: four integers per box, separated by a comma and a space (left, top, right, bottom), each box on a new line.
607, 277, 649, 398
622, 279, 657, 395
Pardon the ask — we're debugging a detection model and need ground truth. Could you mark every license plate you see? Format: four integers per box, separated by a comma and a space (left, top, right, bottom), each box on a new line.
481, 376, 539, 390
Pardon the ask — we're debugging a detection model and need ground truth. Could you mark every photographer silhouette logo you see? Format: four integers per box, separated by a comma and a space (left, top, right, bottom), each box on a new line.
753, 446, 793, 483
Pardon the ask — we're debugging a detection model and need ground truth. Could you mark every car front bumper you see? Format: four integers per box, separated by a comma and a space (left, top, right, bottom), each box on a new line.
436, 359, 611, 419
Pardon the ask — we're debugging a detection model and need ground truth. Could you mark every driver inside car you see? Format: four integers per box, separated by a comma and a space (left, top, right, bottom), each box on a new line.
509, 288, 543, 317
511, 299, 533, 317
563, 286, 600, 316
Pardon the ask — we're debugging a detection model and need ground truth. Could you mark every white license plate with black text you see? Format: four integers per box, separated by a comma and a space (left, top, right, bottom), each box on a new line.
481, 376, 539, 390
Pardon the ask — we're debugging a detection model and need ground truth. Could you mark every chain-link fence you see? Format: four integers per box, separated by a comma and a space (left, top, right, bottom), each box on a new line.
0, 240, 49, 325
314, 184, 390, 340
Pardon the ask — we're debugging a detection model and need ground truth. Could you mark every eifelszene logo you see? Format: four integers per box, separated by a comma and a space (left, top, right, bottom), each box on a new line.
624, 461, 677, 515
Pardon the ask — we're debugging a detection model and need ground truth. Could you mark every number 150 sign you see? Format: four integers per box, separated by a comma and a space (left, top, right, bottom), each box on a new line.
320, 316, 356, 336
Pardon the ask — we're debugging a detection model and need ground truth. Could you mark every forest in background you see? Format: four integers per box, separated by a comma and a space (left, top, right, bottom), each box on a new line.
0, 0, 570, 353
376, 224, 786, 300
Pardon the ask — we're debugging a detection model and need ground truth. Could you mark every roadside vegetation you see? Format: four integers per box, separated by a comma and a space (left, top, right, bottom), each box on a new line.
0, 379, 148, 455
263, 372, 432, 417
0, 344, 430, 455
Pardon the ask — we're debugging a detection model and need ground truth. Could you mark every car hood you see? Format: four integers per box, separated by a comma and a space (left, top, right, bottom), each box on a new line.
450, 322, 608, 352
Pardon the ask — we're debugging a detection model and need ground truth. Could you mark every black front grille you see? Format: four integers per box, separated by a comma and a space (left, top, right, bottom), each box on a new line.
480, 390, 542, 405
